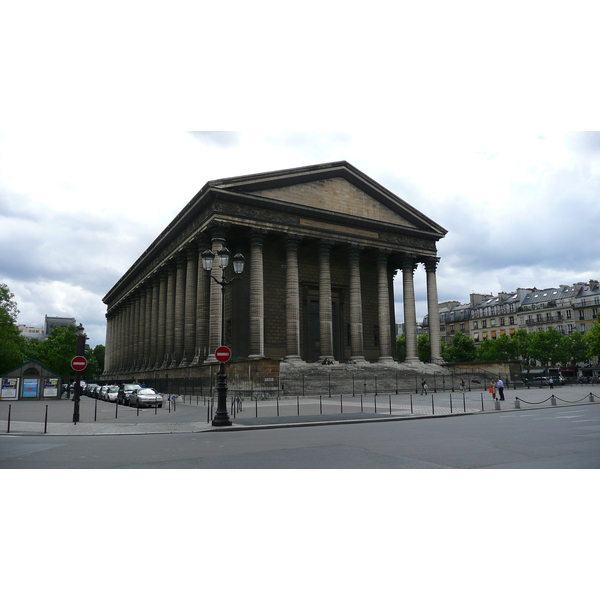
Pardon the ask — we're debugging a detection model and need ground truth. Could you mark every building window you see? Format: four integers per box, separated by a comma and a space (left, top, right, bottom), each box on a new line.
500, 317, 505, 326
482, 320, 487, 328
566, 310, 572, 319
473, 321, 478, 330
509, 316, 515, 325
578, 310, 585, 320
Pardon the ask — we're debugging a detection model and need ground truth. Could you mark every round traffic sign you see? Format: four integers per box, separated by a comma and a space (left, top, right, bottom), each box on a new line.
215, 346, 232, 363
71, 356, 88, 371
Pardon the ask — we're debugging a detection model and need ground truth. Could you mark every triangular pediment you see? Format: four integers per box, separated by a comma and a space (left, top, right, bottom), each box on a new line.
209, 161, 447, 237
255, 178, 417, 228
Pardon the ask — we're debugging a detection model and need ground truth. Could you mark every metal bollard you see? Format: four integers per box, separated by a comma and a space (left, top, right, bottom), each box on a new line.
44, 405, 49, 434
551, 395, 557, 406
514, 399, 521, 409
589, 393, 595, 403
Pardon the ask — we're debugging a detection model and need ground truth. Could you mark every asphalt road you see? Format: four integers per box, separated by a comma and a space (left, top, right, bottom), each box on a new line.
2, 402, 599, 468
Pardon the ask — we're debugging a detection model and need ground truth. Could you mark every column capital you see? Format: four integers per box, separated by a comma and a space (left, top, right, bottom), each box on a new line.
423, 257, 441, 273
401, 254, 418, 271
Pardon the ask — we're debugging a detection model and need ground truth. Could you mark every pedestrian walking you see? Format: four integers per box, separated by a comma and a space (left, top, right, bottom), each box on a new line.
489, 379, 496, 401
420, 378, 428, 396
496, 378, 505, 401
459, 378, 465, 393
236, 395, 243, 412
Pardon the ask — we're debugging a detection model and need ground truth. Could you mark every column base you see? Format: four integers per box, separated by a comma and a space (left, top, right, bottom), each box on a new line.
377, 356, 395, 363
283, 355, 305, 364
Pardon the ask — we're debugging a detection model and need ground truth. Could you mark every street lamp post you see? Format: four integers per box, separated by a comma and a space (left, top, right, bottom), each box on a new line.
72, 323, 87, 424
202, 247, 245, 426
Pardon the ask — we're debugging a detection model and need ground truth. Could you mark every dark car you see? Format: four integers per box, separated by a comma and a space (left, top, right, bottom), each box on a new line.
129, 388, 163, 408
117, 384, 142, 406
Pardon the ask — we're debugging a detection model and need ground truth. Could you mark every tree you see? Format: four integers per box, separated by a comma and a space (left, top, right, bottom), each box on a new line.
0, 283, 26, 373
585, 314, 600, 359
561, 332, 589, 371
396, 334, 406, 362
443, 331, 477, 362
417, 334, 431, 363
513, 329, 532, 369
36, 324, 78, 377
528, 329, 565, 368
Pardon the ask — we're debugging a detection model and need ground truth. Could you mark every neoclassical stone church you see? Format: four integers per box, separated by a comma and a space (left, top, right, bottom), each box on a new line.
102, 161, 446, 381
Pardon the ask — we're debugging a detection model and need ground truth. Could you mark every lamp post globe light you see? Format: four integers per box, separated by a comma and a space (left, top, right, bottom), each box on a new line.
202, 247, 245, 426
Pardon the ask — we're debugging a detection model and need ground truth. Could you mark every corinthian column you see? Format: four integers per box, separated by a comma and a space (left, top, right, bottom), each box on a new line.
402, 255, 419, 363
318, 241, 334, 361
249, 231, 265, 358
349, 245, 366, 362
207, 231, 226, 362
161, 261, 176, 369
155, 270, 167, 370
192, 238, 209, 366
284, 235, 303, 362
425, 258, 442, 364
377, 251, 394, 362
180, 247, 198, 367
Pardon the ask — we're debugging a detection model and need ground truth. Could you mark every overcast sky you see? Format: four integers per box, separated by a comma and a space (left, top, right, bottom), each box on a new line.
2, 130, 599, 348
1, 2, 598, 349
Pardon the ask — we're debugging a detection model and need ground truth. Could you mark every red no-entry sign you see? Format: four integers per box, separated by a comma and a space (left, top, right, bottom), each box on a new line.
71, 356, 88, 371
215, 346, 232, 363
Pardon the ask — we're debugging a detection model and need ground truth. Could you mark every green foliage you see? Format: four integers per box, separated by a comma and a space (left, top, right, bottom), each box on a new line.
36, 324, 78, 377
417, 333, 431, 363
528, 328, 565, 368
443, 331, 477, 362
561, 331, 589, 369
585, 313, 600, 358
396, 334, 406, 362
513, 329, 532, 366
0, 283, 26, 373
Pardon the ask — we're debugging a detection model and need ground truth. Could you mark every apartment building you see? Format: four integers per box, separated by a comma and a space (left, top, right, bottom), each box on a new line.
423, 280, 600, 345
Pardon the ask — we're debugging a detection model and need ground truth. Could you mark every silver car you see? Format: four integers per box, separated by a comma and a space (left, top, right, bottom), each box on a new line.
129, 388, 163, 408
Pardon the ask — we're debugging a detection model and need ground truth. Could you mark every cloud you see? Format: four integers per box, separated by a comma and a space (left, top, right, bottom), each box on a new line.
187, 131, 241, 148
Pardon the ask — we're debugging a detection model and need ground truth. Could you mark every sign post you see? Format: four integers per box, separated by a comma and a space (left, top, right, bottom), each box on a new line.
71, 324, 87, 424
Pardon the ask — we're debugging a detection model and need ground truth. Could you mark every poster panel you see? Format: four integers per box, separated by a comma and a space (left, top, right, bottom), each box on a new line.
1, 378, 19, 399
43, 378, 59, 398
22, 378, 39, 398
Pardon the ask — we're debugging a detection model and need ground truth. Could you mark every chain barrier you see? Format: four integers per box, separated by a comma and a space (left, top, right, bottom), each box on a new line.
516, 393, 600, 406
515, 395, 550, 405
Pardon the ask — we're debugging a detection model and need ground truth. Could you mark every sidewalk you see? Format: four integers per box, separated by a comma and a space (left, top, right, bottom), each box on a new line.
1, 386, 599, 436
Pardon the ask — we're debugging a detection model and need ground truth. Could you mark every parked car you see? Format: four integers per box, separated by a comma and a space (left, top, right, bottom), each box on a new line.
104, 385, 119, 402
86, 383, 101, 397
117, 384, 142, 405
129, 388, 163, 408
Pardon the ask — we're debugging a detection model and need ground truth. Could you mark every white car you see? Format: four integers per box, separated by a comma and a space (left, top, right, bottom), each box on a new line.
129, 388, 163, 408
